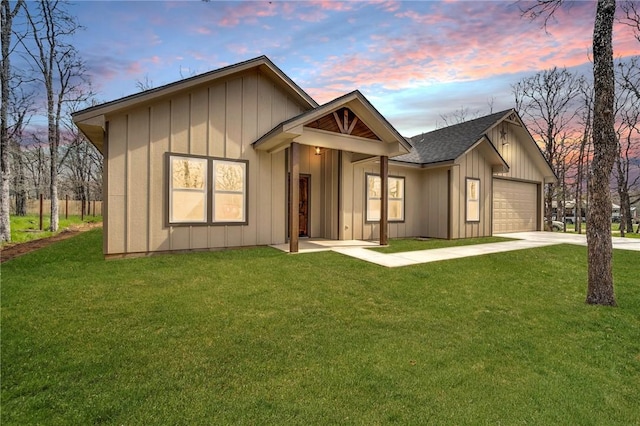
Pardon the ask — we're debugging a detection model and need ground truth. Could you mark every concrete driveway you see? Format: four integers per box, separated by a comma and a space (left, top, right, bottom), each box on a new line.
330, 232, 640, 268
496, 231, 640, 252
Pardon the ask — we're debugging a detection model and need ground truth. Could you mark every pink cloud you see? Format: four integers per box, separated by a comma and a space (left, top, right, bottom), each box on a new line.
308, 1, 354, 12
305, 1, 635, 95
218, 2, 278, 27
126, 61, 143, 76
195, 27, 212, 35
373, 0, 401, 13
226, 43, 250, 56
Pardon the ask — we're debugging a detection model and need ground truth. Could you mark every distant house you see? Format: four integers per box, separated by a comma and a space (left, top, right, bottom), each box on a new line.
73, 56, 555, 257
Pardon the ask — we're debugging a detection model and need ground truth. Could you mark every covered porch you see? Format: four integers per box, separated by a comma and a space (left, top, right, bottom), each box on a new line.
253, 91, 411, 253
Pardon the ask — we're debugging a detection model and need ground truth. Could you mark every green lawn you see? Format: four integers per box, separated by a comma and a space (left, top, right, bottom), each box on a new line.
4, 214, 102, 246
2, 230, 639, 425
562, 223, 640, 238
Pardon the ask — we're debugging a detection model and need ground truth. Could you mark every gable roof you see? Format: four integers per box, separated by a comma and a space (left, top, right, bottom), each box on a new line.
393, 109, 512, 165
72, 56, 318, 152
253, 90, 412, 158
393, 108, 556, 182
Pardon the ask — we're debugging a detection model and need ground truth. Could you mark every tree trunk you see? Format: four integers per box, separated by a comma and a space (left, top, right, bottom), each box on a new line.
545, 184, 553, 230
13, 142, 27, 216
0, 0, 21, 242
621, 191, 633, 235
615, 153, 625, 236
586, 0, 617, 306
0, 139, 10, 241
576, 103, 590, 235
48, 103, 59, 231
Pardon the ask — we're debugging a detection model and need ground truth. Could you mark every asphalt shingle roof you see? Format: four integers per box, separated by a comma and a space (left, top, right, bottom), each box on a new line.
394, 109, 513, 165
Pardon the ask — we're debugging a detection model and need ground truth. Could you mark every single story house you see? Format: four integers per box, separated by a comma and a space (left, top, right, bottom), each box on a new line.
73, 56, 555, 257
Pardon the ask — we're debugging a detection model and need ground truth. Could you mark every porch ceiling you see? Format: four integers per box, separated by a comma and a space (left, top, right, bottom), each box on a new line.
253, 90, 411, 158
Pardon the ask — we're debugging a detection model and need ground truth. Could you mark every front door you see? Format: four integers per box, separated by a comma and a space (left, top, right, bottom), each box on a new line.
299, 175, 310, 237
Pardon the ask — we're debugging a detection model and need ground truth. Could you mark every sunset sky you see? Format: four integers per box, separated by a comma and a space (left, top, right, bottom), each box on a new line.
64, 0, 638, 136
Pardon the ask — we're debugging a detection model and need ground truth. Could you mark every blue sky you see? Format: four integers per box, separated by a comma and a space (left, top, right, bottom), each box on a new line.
63, 0, 638, 136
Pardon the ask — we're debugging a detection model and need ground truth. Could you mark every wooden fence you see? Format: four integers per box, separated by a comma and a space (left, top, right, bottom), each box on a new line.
23, 197, 103, 217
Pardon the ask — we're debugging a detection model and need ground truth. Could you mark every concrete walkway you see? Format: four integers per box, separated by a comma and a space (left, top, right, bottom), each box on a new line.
332, 238, 558, 268
273, 232, 640, 268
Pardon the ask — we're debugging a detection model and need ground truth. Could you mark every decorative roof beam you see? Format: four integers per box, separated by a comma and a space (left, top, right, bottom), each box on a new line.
333, 111, 346, 133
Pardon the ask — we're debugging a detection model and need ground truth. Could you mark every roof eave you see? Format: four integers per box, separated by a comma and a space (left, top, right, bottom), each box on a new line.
75, 115, 106, 153
389, 159, 456, 169
72, 56, 318, 123
510, 113, 557, 181
253, 90, 411, 157
458, 136, 509, 172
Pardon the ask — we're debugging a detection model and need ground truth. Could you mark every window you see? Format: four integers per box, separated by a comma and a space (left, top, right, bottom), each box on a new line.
169, 155, 207, 223
213, 160, 246, 223
466, 178, 480, 222
167, 153, 248, 226
366, 173, 405, 222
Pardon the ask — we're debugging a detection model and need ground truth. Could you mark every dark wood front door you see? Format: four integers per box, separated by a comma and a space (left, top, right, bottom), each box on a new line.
299, 176, 309, 237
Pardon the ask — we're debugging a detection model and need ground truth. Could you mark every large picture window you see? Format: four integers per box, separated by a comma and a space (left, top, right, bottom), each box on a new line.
466, 178, 480, 222
167, 154, 248, 226
366, 174, 405, 222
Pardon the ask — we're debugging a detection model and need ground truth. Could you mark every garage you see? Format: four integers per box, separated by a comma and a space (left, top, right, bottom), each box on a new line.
493, 179, 538, 233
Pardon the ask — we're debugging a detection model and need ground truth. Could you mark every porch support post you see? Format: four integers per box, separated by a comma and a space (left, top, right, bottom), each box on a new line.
380, 155, 388, 246
289, 142, 300, 253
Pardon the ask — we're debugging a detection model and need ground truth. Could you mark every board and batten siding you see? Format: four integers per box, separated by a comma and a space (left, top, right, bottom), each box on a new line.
341, 156, 422, 241
103, 69, 307, 255
450, 148, 493, 239
488, 122, 544, 183
420, 167, 449, 239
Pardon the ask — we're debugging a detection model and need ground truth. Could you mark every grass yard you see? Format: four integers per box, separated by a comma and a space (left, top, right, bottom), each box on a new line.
4, 214, 102, 246
2, 230, 639, 425
562, 223, 640, 238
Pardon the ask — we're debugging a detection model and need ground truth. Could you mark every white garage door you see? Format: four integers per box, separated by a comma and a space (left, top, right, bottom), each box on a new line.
493, 179, 538, 233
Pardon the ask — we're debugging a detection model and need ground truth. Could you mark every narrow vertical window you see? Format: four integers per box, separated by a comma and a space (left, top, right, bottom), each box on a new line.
366, 174, 382, 222
388, 177, 405, 221
466, 178, 480, 222
169, 155, 208, 223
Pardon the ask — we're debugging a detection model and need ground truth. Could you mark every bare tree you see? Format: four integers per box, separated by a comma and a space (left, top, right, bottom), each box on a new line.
436, 99, 497, 128
513, 66, 584, 229
616, 5, 640, 235
575, 82, 593, 234
522, 0, 618, 306
437, 106, 481, 128
10, 138, 27, 215
135, 74, 154, 92
22, 139, 49, 199
613, 65, 639, 236
620, 1, 640, 43
1, 0, 24, 241
59, 123, 103, 214
7, 87, 34, 216
22, 0, 91, 231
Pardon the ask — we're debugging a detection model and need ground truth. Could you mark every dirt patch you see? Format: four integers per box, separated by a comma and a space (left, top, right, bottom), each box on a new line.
0, 222, 102, 263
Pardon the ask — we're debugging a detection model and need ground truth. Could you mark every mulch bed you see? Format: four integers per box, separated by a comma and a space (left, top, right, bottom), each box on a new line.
0, 223, 102, 263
